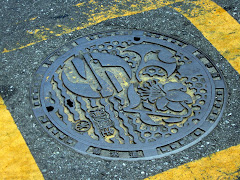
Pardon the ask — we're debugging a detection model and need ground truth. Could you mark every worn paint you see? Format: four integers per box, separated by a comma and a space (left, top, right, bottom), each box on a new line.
171, 0, 240, 73
1, 0, 239, 177
30, 17, 38, 21
1, 0, 180, 53
0, 96, 44, 179
2, 40, 43, 53
74, 2, 85, 7
2, 0, 239, 74
145, 144, 240, 180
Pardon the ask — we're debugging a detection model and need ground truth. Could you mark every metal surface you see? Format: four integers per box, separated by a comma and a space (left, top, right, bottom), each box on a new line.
30, 30, 227, 160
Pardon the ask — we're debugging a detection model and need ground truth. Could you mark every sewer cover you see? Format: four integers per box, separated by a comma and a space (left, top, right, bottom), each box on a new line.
31, 30, 227, 160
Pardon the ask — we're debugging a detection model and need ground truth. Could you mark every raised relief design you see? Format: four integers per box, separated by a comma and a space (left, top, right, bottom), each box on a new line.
90, 109, 114, 137
32, 30, 226, 160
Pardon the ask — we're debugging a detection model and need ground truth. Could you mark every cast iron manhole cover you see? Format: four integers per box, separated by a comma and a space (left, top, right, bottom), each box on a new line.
31, 30, 227, 160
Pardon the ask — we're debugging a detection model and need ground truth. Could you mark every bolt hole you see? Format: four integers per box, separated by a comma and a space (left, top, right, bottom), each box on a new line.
134, 37, 140, 41
46, 106, 54, 112
171, 128, 178, 133
67, 99, 73, 107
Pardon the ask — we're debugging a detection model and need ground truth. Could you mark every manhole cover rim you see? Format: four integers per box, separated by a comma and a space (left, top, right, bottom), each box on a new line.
30, 29, 228, 161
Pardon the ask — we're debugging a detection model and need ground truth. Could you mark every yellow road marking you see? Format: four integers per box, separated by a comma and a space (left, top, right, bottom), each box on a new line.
74, 2, 85, 7
1, 1, 239, 178
29, 17, 38, 21
145, 144, 240, 180
1, 0, 182, 54
2, 0, 239, 74
172, 0, 240, 73
0, 96, 44, 179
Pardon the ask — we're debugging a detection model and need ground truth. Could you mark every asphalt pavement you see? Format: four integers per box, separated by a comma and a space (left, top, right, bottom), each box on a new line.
0, 0, 239, 179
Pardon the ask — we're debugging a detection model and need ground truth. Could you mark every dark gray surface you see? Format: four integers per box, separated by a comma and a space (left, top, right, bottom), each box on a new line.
214, 0, 240, 23
1, 1, 240, 179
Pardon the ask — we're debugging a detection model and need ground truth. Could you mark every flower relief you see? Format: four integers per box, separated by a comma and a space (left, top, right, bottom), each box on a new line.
138, 80, 192, 113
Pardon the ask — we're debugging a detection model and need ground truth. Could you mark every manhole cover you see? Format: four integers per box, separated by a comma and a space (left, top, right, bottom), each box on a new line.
31, 30, 227, 160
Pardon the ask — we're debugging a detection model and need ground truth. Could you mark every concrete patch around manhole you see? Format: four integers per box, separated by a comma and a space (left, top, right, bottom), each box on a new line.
30, 30, 227, 160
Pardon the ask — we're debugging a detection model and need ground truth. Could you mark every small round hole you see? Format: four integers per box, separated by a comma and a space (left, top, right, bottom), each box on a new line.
199, 100, 205, 105
67, 99, 73, 107
134, 37, 140, 41
200, 89, 207, 93
154, 133, 162, 138
107, 45, 113, 49
46, 106, 54, 112
171, 128, 178, 133
165, 133, 171, 138
144, 132, 152, 137
191, 77, 198, 82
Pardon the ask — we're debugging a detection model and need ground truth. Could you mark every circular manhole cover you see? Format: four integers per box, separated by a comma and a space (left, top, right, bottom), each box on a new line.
31, 30, 227, 160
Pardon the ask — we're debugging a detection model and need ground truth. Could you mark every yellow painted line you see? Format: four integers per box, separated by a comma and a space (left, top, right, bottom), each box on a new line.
0, 1, 239, 178
171, 0, 240, 73
0, 96, 44, 179
29, 17, 38, 21
1, 0, 182, 54
145, 144, 240, 180
74, 2, 85, 7
2, 0, 239, 74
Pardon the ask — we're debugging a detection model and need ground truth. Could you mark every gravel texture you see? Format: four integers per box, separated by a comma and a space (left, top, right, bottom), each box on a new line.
0, 0, 239, 179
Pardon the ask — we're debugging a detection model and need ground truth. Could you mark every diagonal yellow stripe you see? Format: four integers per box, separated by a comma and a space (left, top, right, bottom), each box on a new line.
0, 1, 239, 179
172, 0, 240, 73
145, 144, 240, 180
0, 96, 44, 179
1, 0, 182, 54
2, 1, 239, 74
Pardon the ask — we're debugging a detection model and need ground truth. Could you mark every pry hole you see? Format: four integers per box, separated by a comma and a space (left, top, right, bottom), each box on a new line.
67, 99, 73, 107
46, 106, 54, 112
134, 37, 140, 41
